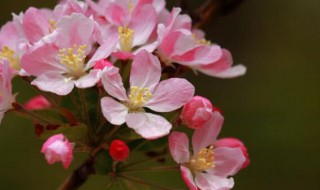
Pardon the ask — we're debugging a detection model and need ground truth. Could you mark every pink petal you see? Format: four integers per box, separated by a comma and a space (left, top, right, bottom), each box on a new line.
125, 113, 171, 140
168, 132, 190, 163
21, 43, 67, 76
31, 72, 75, 96
104, 3, 129, 26
101, 97, 128, 125
192, 112, 224, 154
86, 36, 118, 69
24, 95, 51, 110
209, 147, 245, 177
23, 7, 51, 43
195, 173, 234, 190
129, 4, 157, 46
130, 50, 161, 88
111, 51, 135, 60
101, 67, 128, 101
145, 78, 195, 112
180, 166, 198, 190
41, 134, 64, 153
55, 13, 95, 48
196, 49, 246, 78
74, 69, 101, 88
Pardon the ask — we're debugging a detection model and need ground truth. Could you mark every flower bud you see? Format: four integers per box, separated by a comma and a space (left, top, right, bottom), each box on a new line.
214, 138, 250, 169
24, 95, 51, 110
41, 134, 73, 169
94, 59, 113, 70
181, 96, 214, 129
109, 139, 130, 161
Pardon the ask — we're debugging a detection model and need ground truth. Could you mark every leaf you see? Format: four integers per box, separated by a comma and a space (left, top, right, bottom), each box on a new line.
94, 150, 113, 175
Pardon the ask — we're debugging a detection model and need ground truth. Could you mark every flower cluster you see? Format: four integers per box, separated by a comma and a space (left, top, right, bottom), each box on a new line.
0, 0, 248, 189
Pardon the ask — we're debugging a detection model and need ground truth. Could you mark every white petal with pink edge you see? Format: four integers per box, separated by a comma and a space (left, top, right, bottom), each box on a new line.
192, 111, 224, 154
209, 147, 245, 177
145, 78, 195, 112
130, 50, 161, 88
101, 67, 128, 101
74, 69, 101, 88
195, 173, 234, 190
101, 97, 128, 125
180, 166, 198, 190
31, 72, 75, 96
125, 112, 171, 140
168, 132, 190, 163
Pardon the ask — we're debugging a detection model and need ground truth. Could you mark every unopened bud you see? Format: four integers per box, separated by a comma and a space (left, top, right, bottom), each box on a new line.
109, 139, 130, 161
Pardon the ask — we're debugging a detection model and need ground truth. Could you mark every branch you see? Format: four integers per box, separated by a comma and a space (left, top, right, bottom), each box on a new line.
58, 157, 95, 190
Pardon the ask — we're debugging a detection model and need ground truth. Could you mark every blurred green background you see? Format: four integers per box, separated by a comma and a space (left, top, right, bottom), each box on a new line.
0, 0, 319, 189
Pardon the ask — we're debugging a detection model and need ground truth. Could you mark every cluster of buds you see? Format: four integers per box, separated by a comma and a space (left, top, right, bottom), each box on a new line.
0, 0, 249, 189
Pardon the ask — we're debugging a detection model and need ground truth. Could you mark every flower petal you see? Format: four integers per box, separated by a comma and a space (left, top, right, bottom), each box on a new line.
168, 132, 190, 163
130, 50, 161, 88
180, 166, 198, 190
192, 112, 224, 154
101, 66, 128, 101
195, 173, 234, 190
209, 147, 245, 177
145, 78, 194, 112
31, 72, 74, 95
196, 49, 246, 78
74, 69, 101, 88
125, 113, 171, 140
101, 97, 128, 125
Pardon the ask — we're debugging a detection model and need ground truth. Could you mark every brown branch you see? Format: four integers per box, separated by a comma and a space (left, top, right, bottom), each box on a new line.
58, 157, 95, 190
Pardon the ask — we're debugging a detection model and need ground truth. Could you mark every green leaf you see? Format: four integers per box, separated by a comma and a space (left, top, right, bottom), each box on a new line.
94, 150, 113, 175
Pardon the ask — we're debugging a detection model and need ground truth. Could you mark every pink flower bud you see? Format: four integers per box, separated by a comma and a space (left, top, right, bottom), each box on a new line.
24, 95, 51, 110
94, 59, 113, 70
41, 134, 73, 169
109, 140, 130, 161
181, 96, 214, 129
214, 138, 250, 169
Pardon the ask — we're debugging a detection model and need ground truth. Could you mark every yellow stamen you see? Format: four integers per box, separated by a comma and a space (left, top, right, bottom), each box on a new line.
58, 44, 87, 77
193, 34, 211, 46
128, 0, 134, 13
118, 26, 134, 52
189, 145, 215, 172
128, 86, 152, 111
0, 46, 20, 70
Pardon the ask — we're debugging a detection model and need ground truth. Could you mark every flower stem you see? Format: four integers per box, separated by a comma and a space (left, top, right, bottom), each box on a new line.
120, 165, 179, 173
12, 103, 53, 124
120, 153, 169, 170
77, 89, 91, 127
119, 173, 179, 190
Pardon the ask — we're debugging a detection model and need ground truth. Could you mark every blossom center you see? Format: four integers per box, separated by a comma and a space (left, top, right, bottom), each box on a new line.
128, 86, 152, 111
0, 46, 20, 70
118, 26, 134, 52
193, 34, 211, 46
58, 44, 87, 77
189, 145, 215, 172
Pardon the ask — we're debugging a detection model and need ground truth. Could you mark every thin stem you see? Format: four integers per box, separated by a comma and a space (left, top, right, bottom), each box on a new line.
120, 165, 179, 173
13, 103, 53, 124
105, 125, 121, 140
120, 153, 169, 170
78, 89, 91, 127
119, 173, 178, 190
130, 140, 148, 152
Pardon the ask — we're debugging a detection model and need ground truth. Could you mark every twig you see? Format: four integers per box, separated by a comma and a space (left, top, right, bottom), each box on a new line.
58, 157, 95, 190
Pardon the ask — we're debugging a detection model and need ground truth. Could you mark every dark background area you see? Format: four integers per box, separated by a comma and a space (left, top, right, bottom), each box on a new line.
0, 0, 319, 189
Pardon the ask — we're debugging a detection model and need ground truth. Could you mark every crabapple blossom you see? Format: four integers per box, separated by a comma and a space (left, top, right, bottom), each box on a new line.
41, 134, 73, 169
101, 50, 194, 139
169, 112, 246, 190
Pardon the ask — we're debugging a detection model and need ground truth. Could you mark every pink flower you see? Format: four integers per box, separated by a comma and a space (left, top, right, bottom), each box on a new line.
41, 134, 73, 169
24, 95, 51, 110
87, 0, 158, 59
156, 8, 222, 67
0, 60, 15, 123
109, 139, 130, 161
194, 49, 247, 78
169, 112, 246, 190
181, 96, 213, 129
101, 50, 194, 139
21, 13, 117, 95
215, 138, 250, 169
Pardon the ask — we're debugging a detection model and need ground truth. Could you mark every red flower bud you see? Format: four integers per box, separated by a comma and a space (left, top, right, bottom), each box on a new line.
109, 140, 130, 161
